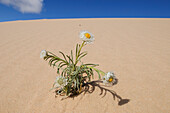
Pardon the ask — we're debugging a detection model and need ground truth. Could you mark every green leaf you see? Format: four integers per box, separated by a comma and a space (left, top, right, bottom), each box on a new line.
77, 52, 87, 62
66, 55, 74, 65
57, 62, 64, 74
78, 51, 87, 57
77, 77, 80, 90
49, 57, 58, 66
59, 51, 68, 63
52, 60, 60, 67
85, 70, 91, 81
96, 70, 101, 79
82, 63, 99, 67
61, 68, 68, 77
44, 55, 50, 60
71, 50, 73, 62
60, 63, 67, 68
47, 51, 58, 57
47, 51, 68, 65
76, 44, 79, 57
74, 80, 77, 88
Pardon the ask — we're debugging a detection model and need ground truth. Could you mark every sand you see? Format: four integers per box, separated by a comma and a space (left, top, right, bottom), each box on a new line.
0, 18, 170, 113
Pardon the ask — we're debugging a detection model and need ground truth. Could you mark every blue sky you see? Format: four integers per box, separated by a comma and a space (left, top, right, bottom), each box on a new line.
0, 0, 170, 22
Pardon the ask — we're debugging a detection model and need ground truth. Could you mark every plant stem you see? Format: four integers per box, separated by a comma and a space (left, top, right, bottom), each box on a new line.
75, 41, 85, 66
86, 66, 105, 76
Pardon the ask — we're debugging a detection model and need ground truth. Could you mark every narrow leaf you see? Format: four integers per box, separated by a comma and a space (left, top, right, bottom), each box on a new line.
59, 51, 68, 63
77, 53, 87, 62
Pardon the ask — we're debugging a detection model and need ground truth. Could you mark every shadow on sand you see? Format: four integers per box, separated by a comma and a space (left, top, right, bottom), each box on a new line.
55, 79, 130, 106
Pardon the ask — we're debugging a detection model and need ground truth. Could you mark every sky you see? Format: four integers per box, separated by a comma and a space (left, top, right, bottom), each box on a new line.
0, 0, 170, 22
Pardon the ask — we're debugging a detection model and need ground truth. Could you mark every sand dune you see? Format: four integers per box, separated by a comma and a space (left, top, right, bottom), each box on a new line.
0, 18, 170, 113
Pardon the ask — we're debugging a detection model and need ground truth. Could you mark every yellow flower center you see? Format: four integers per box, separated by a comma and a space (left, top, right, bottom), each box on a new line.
85, 33, 91, 39
58, 78, 63, 85
108, 77, 113, 82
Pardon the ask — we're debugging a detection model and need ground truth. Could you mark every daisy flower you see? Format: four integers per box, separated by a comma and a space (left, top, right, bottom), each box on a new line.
102, 72, 116, 85
79, 30, 94, 44
54, 76, 68, 88
40, 50, 47, 58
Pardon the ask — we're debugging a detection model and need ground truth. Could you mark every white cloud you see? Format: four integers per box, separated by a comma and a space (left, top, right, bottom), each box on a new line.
0, 0, 43, 13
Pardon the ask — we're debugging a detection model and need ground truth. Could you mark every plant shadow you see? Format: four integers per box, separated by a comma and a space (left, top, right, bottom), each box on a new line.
56, 79, 130, 106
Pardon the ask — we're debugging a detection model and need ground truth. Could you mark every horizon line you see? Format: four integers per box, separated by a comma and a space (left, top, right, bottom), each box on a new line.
1, 17, 170, 23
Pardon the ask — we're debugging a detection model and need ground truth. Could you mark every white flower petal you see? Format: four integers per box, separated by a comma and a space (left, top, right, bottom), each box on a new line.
79, 30, 94, 44
54, 76, 68, 88
40, 50, 46, 58
106, 72, 115, 80
102, 71, 116, 85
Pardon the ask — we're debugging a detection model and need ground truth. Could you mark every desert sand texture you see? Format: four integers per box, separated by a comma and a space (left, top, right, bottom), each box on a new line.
0, 18, 170, 113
